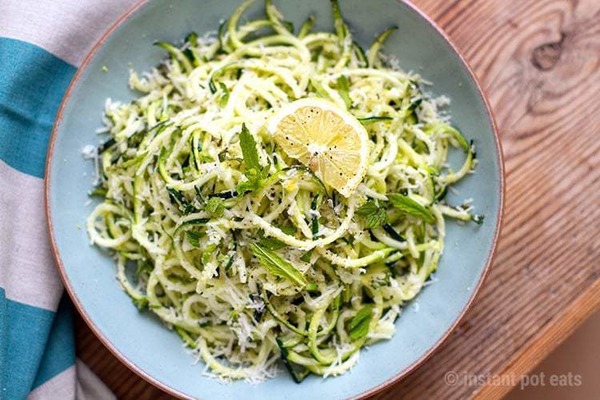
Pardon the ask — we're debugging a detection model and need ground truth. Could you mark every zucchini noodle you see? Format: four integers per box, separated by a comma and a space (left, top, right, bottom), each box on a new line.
86, 0, 480, 383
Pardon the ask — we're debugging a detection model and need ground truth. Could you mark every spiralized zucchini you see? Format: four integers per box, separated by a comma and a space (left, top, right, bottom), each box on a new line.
87, 0, 480, 383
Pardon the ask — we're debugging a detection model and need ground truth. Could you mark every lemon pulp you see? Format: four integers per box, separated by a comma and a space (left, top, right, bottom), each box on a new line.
267, 98, 369, 197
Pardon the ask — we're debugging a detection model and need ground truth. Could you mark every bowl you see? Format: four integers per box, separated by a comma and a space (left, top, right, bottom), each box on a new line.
45, 0, 504, 398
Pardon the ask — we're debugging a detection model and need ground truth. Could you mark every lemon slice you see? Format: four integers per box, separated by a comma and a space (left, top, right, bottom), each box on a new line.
267, 98, 369, 197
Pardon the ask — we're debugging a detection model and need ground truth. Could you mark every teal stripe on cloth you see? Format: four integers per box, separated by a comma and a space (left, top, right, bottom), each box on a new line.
0, 288, 6, 399
0, 37, 75, 178
31, 296, 76, 391
0, 291, 55, 399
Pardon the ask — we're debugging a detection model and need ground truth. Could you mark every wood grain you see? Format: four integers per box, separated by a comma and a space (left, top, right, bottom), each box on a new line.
75, 0, 600, 398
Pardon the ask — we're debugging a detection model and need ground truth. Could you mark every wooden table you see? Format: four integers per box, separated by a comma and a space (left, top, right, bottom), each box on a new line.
75, 0, 600, 398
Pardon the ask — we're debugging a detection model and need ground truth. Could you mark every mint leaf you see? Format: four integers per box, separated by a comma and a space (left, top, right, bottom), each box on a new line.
300, 250, 312, 263
237, 124, 270, 194
348, 306, 373, 340
250, 243, 307, 287
239, 123, 260, 172
258, 236, 286, 251
205, 197, 225, 217
388, 194, 435, 223
357, 199, 387, 228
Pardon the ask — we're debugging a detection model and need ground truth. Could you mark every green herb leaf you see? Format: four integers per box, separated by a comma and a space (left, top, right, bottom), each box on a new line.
336, 75, 352, 109
306, 283, 318, 292
237, 124, 270, 194
300, 250, 312, 263
205, 197, 225, 218
277, 224, 296, 236
388, 193, 436, 223
348, 306, 373, 340
258, 236, 286, 251
251, 243, 308, 287
239, 123, 261, 172
357, 200, 387, 228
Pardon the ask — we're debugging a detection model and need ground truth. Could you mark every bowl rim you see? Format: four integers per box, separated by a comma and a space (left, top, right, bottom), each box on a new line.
44, 0, 505, 398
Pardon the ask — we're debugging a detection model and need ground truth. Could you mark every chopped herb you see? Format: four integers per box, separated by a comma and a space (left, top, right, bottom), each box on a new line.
388, 193, 436, 223
300, 251, 313, 263
205, 197, 225, 217
278, 224, 296, 236
251, 243, 307, 287
306, 283, 318, 292
258, 236, 286, 251
348, 306, 373, 340
240, 123, 260, 171
357, 199, 387, 228
237, 124, 270, 194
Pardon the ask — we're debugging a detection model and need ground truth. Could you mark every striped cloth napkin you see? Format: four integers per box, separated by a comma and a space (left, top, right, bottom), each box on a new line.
0, 1, 139, 399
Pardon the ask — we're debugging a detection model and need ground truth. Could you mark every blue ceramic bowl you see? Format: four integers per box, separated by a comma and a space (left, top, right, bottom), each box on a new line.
46, 0, 504, 398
